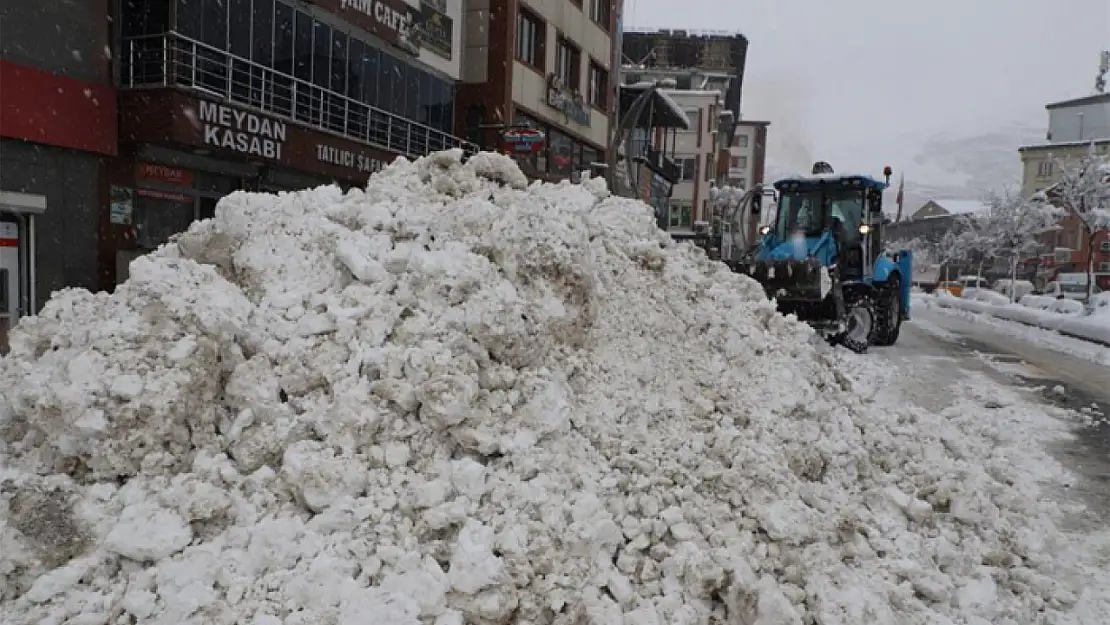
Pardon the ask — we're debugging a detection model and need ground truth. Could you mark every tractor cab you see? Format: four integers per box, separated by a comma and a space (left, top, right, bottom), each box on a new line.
766, 169, 888, 282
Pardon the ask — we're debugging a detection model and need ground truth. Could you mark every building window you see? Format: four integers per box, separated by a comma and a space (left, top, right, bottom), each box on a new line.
736, 134, 749, 148
670, 201, 693, 229
683, 110, 700, 132
587, 61, 608, 110
677, 157, 697, 181
555, 37, 581, 92
730, 155, 747, 168
705, 154, 714, 182
588, 0, 611, 28
1037, 161, 1054, 178
516, 7, 544, 69
736, 178, 746, 188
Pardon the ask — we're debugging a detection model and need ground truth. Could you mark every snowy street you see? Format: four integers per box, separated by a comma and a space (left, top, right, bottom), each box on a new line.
875, 307, 1110, 523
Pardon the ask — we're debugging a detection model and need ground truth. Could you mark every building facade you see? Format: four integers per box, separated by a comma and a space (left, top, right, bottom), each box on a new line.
724, 120, 768, 190
1, 0, 118, 353
458, 0, 616, 181
1018, 93, 1110, 287
660, 89, 720, 232
1, 0, 475, 352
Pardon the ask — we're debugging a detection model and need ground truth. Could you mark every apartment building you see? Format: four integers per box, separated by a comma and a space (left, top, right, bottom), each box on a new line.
657, 89, 721, 232
458, 0, 617, 181
724, 120, 769, 190
1018, 92, 1110, 287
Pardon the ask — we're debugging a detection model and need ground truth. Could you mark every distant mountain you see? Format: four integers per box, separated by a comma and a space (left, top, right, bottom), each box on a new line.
764, 122, 1045, 218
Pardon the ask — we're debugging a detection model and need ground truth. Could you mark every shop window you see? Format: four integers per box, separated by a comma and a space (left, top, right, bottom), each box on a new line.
361, 46, 381, 109
250, 0, 273, 108
229, 0, 251, 101
548, 130, 575, 178
272, 1, 294, 117
121, 0, 171, 83
135, 194, 196, 250
293, 11, 313, 120
312, 21, 332, 89
670, 202, 693, 229
406, 65, 423, 124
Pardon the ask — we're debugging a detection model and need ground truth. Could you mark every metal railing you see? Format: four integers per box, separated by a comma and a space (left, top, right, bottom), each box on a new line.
119, 33, 478, 159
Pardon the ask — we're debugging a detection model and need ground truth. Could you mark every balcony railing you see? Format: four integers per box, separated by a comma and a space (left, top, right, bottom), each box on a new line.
631, 143, 680, 183
119, 33, 478, 160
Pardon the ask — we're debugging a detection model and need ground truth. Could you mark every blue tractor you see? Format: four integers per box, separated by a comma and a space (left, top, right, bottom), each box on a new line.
731, 162, 912, 353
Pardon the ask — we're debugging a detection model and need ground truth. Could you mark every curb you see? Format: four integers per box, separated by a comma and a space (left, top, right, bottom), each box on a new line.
929, 300, 1110, 349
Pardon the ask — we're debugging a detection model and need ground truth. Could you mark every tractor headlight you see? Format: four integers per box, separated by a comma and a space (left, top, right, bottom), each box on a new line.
759, 225, 771, 235
859, 224, 871, 234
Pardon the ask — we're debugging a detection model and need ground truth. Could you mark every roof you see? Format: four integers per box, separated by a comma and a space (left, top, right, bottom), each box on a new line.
1019, 137, 1110, 152
927, 199, 989, 215
1045, 92, 1110, 110
618, 84, 692, 130
772, 174, 887, 191
735, 119, 771, 127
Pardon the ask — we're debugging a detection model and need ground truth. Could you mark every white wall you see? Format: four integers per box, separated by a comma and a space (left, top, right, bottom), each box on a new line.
661, 90, 718, 227
524, 0, 612, 66
1048, 101, 1110, 142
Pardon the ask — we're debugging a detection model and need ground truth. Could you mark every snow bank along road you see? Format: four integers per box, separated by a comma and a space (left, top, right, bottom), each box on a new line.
3, 150, 1110, 624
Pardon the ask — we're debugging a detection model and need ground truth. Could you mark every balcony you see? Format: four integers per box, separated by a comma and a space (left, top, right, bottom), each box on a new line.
634, 145, 681, 183
119, 33, 477, 160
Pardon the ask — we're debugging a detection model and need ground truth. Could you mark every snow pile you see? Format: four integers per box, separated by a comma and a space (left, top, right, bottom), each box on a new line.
0, 150, 1102, 624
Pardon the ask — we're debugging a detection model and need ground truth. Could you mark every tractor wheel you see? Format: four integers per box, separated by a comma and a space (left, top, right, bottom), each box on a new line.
830, 294, 875, 354
872, 276, 903, 347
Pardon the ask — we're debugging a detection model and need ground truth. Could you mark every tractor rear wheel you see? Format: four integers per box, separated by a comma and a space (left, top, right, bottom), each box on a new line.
872, 276, 903, 347
830, 294, 875, 354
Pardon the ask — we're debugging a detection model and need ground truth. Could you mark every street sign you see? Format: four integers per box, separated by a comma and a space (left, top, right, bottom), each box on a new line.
502, 126, 546, 156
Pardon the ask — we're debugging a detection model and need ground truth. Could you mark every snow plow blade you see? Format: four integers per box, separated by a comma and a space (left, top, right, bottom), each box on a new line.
730, 258, 840, 324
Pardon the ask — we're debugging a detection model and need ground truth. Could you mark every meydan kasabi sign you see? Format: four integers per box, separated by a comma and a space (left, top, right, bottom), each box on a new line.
198, 100, 286, 159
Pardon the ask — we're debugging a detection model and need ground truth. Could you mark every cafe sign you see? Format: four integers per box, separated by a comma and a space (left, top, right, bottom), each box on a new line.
198, 101, 286, 160
316, 0, 421, 54
417, 2, 453, 60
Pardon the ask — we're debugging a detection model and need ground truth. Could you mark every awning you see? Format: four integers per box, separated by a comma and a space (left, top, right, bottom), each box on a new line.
618, 84, 691, 130
0, 191, 46, 215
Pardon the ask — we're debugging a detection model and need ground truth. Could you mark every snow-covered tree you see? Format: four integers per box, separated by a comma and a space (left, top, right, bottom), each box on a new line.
951, 213, 999, 281
887, 236, 939, 267
977, 189, 1061, 300
1046, 146, 1110, 299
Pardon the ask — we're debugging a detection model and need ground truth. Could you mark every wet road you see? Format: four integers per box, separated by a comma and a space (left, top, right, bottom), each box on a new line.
890, 306, 1110, 523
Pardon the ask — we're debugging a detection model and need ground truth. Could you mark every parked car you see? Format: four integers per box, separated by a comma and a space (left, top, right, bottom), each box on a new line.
993, 279, 1035, 301
1042, 274, 1102, 301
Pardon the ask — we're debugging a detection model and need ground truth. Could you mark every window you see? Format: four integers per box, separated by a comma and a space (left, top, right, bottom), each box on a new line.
683, 110, 700, 132
705, 155, 714, 182
516, 8, 544, 68
587, 61, 608, 110
670, 202, 693, 229
730, 155, 747, 169
736, 178, 746, 188
588, 0, 611, 28
555, 37, 581, 91
736, 134, 749, 148
1037, 161, 1054, 177
677, 157, 697, 181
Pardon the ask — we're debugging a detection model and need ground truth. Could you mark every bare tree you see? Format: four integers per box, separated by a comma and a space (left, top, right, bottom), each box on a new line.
1046, 146, 1110, 299
979, 189, 1061, 301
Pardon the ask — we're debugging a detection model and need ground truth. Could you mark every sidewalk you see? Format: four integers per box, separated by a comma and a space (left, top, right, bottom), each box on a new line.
925, 291, 1110, 346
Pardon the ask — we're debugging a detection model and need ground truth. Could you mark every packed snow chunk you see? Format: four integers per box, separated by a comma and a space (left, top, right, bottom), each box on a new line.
104, 502, 192, 561
0, 149, 1104, 625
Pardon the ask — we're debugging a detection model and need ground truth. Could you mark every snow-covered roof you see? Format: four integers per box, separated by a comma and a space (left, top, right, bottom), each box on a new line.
930, 199, 989, 215
654, 89, 692, 130
1018, 138, 1110, 151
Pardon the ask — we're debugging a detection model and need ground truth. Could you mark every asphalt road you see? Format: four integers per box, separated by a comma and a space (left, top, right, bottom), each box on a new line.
890, 306, 1110, 523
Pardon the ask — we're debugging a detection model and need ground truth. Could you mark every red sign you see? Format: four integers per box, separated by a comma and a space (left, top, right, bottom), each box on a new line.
137, 163, 194, 187
502, 127, 546, 156
0, 59, 117, 155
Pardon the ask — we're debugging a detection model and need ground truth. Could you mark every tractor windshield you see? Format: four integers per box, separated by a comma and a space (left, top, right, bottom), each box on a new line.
775, 188, 865, 241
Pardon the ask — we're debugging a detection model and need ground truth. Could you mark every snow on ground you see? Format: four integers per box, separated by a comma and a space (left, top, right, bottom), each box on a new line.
914, 295, 1110, 367
1, 150, 1109, 624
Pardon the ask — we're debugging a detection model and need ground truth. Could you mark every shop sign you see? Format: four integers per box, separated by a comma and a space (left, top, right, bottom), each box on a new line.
316, 0, 421, 55
501, 126, 545, 156
417, 3, 453, 60
316, 144, 390, 175
545, 74, 590, 127
109, 186, 134, 225
137, 188, 190, 203
198, 101, 286, 160
137, 162, 193, 187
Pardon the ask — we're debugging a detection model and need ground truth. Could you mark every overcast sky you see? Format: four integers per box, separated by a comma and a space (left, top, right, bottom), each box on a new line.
623, 0, 1110, 172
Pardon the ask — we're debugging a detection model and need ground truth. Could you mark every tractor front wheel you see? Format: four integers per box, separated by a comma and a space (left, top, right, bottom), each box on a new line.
831, 294, 875, 354
872, 277, 903, 347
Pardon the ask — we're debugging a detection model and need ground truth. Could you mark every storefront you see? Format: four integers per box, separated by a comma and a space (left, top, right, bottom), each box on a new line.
510, 110, 603, 181
0, 191, 47, 354
107, 90, 404, 288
